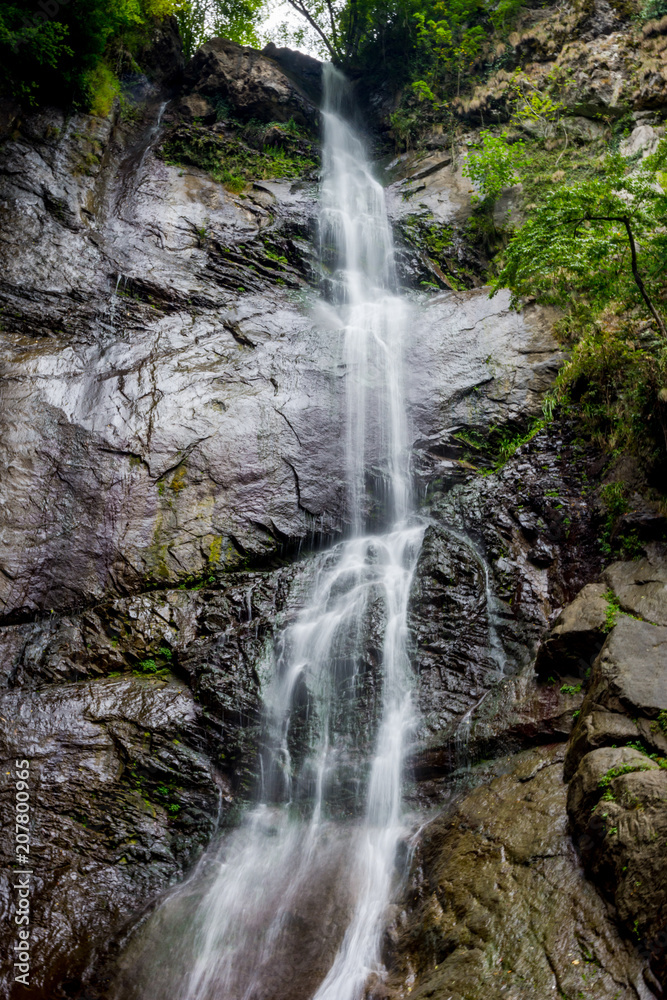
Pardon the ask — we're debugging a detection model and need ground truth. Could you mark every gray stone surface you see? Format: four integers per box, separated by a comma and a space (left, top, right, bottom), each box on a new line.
0, 675, 224, 998
535, 581, 609, 677
0, 100, 562, 621
602, 556, 667, 626
589, 617, 667, 717
386, 747, 653, 1000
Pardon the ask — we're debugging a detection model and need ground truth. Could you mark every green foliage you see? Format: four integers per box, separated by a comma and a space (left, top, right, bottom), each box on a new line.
560, 683, 582, 695
462, 130, 526, 206
493, 141, 667, 332
600, 485, 631, 553
658, 711, 667, 735
160, 121, 317, 189
0, 0, 184, 107
413, 1, 486, 97
83, 62, 122, 118
640, 0, 667, 19
603, 588, 621, 631
598, 761, 654, 787
137, 657, 159, 673
176, 0, 266, 59
509, 78, 565, 139
491, 136, 667, 478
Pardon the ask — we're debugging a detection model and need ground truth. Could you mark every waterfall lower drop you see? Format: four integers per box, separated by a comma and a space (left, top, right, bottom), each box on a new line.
114, 65, 424, 1000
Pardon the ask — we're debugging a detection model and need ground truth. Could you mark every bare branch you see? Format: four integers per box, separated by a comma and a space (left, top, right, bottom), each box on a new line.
284, 0, 338, 60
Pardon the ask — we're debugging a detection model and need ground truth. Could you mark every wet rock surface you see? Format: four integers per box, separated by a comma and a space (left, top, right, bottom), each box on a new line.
0, 675, 223, 1000
513, 549, 667, 994
386, 746, 654, 1000
0, 564, 309, 998
0, 90, 560, 623
1, 30, 658, 1000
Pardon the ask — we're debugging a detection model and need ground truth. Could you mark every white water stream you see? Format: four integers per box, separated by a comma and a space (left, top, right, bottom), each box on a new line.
116, 65, 426, 1000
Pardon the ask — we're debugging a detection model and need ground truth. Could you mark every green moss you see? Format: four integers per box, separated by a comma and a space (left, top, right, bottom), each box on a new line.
169, 465, 187, 493
160, 121, 318, 190
208, 534, 223, 565
598, 761, 654, 787
603, 589, 621, 632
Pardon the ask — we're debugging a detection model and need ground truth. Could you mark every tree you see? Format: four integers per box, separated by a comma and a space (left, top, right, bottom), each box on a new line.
0, 0, 184, 105
492, 141, 667, 337
462, 129, 526, 205
176, 0, 266, 59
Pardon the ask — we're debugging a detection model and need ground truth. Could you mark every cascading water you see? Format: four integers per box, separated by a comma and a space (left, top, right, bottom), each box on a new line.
113, 64, 425, 1000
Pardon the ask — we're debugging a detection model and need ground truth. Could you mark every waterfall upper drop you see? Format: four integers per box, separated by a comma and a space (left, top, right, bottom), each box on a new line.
319, 64, 411, 529
111, 64, 424, 1000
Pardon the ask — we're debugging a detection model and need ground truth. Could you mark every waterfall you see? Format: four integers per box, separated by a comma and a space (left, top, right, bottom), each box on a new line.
113, 65, 424, 1000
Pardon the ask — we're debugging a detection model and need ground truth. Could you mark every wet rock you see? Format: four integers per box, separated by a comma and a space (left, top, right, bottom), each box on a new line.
411, 670, 582, 800
602, 556, 667, 626
408, 524, 503, 741
183, 39, 320, 129
0, 562, 306, 997
0, 675, 225, 999
535, 581, 609, 679
386, 746, 652, 1000
563, 614, 667, 778
567, 745, 667, 989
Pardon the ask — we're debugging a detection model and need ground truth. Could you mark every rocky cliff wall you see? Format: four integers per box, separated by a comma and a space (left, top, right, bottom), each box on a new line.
0, 33, 662, 1000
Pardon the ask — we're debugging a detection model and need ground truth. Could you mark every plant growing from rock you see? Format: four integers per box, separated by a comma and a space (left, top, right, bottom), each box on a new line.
493, 140, 667, 337
462, 130, 526, 208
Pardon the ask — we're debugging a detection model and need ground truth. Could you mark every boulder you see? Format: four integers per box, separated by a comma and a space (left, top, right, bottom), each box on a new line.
567, 745, 667, 986
586, 616, 667, 718
534, 581, 609, 678
261, 43, 323, 105
602, 555, 667, 626
183, 38, 320, 129
172, 93, 217, 123
385, 747, 651, 1000
565, 709, 641, 779
619, 124, 661, 158
563, 115, 606, 141
567, 744, 659, 821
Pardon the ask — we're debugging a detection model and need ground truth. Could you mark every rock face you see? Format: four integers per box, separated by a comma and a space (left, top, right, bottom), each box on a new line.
524, 552, 667, 994
2, 27, 658, 1000
183, 38, 320, 128
0, 675, 222, 998
0, 62, 574, 993
385, 746, 653, 1000
534, 581, 609, 678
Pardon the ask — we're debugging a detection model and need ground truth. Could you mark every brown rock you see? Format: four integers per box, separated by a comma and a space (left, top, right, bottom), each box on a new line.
172, 93, 217, 123
183, 38, 319, 129
534, 581, 608, 678
386, 747, 650, 1000
565, 709, 640, 780
602, 555, 667, 626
